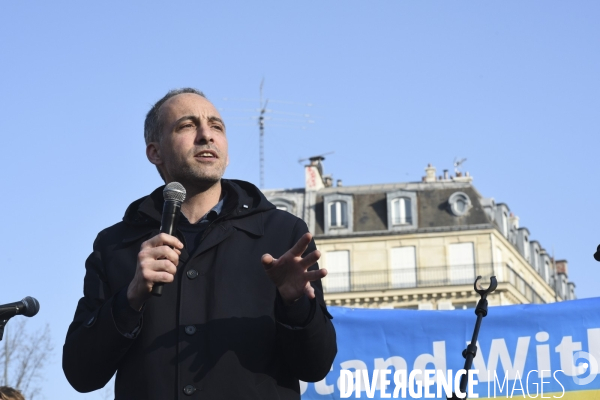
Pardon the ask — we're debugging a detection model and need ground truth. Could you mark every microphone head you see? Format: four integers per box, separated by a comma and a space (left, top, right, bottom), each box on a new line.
21, 296, 40, 317
595, 245, 600, 262
163, 182, 186, 203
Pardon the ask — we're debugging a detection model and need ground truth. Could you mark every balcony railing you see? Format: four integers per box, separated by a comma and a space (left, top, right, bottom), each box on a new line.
322, 263, 545, 304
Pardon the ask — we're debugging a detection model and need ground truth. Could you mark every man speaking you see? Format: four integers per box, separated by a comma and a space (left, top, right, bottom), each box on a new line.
63, 88, 337, 399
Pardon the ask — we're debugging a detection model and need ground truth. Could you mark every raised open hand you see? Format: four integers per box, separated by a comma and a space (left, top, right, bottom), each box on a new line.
261, 232, 327, 305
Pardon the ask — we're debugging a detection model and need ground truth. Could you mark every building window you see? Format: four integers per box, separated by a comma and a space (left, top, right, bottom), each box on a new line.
523, 236, 530, 261
494, 246, 504, 282
506, 263, 515, 286
323, 250, 350, 292
328, 201, 348, 228
448, 242, 475, 285
568, 283, 576, 300
390, 246, 416, 288
456, 198, 467, 212
438, 301, 455, 310
269, 197, 296, 215
323, 193, 353, 235
448, 192, 472, 216
391, 198, 412, 225
386, 190, 417, 232
502, 212, 509, 236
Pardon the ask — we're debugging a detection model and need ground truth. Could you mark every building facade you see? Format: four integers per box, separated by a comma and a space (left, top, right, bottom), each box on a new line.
263, 158, 576, 310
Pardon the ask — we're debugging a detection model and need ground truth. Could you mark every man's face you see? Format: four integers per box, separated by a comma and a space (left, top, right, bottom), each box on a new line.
147, 93, 229, 189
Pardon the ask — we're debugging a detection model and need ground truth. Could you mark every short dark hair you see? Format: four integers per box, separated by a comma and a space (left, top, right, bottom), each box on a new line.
0, 386, 25, 400
144, 88, 206, 144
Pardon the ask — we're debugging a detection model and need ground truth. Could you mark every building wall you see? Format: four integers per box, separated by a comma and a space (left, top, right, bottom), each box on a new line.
316, 228, 558, 309
263, 165, 574, 310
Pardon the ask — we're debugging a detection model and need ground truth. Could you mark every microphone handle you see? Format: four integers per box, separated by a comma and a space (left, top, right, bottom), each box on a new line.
151, 201, 182, 296
0, 301, 24, 320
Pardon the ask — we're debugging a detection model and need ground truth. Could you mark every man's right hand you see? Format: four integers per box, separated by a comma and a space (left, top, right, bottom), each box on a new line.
127, 233, 183, 311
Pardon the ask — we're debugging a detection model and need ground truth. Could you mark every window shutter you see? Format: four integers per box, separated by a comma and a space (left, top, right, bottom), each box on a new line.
324, 250, 350, 292
449, 243, 475, 284
390, 246, 416, 288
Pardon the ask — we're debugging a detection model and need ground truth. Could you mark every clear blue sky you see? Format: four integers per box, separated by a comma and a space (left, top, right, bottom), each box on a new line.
1, 1, 599, 398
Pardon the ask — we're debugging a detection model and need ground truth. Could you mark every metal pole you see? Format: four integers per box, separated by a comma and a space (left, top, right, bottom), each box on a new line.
259, 107, 265, 188
259, 79, 267, 189
449, 276, 497, 399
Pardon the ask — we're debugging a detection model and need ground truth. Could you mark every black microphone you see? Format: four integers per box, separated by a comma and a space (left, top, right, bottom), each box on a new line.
0, 296, 40, 320
594, 245, 600, 262
151, 182, 186, 296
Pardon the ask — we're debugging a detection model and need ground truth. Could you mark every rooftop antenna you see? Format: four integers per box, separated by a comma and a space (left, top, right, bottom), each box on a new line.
220, 88, 315, 187
453, 157, 467, 175
297, 151, 335, 164
259, 79, 269, 188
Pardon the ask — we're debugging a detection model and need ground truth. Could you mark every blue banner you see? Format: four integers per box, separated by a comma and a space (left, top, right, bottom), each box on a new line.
301, 297, 600, 399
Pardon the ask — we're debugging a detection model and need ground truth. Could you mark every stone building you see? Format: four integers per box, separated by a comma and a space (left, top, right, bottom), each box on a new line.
263, 157, 576, 310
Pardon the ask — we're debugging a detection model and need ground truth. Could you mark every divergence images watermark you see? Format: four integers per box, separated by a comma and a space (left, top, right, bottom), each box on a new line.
338, 368, 578, 398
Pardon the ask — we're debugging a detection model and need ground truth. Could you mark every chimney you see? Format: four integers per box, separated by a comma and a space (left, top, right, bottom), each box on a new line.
555, 260, 568, 276
336, 179, 343, 187
305, 156, 326, 191
509, 213, 519, 230
443, 169, 449, 180
424, 164, 437, 182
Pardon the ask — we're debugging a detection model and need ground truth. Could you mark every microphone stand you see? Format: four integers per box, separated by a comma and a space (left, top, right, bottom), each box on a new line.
0, 319, 6, 341
0, 313, 9, 341
448, 275, 497, 399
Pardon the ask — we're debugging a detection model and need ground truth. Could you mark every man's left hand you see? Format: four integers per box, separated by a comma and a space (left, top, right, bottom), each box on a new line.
261, 232, 327, 305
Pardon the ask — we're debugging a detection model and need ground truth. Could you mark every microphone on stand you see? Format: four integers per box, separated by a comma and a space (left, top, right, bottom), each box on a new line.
0, 296, 39, 341
151, 182, 186, 297
0, 296, 40, 320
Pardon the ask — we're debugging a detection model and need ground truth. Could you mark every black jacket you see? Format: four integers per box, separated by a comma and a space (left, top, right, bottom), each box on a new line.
63, 179, 337, 399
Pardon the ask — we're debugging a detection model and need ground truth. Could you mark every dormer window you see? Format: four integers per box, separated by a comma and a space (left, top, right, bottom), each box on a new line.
323, 193, 353, 235
386, 190, 418, 232
494, 204, 511, 238
516, 228, 531, 261
457, 198, 467, 212
329, 201, 348, 228
270, 197, 295, 215
391, 197, 412, 225
448, 192, 472, 217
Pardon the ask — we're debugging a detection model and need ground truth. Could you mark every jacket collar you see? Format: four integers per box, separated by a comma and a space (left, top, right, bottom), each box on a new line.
122, 186, 164, 226
214, 180, 267, 236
